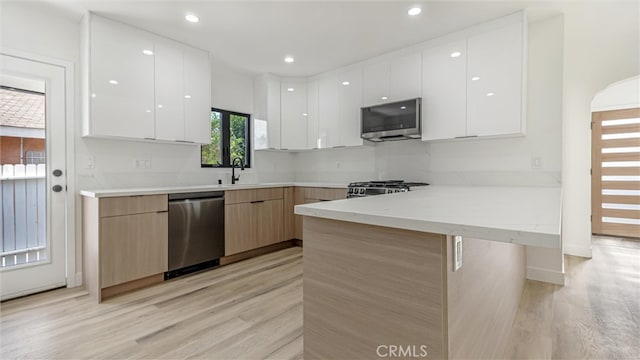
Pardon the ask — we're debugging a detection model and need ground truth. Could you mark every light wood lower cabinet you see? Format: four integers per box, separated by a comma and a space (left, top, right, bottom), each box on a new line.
100, 212, 168, 288
284, 187, 296, 241
294, 187, 346, 240
83, 194, 168, 302
224, 188, 285, 256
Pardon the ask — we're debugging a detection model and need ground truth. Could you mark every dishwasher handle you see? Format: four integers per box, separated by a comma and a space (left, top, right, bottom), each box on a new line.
168, 191, 224, 201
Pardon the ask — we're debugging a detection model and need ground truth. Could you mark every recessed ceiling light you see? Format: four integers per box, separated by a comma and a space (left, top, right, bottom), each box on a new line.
91, 93, 96, 98
184, 95, 191, 99
400, 106, 407, 110
302, 113, 308, 116
284, 56, 294, 63
185, 14, 199, 23
142, 49, 154, 56
471, 77, 480, 81
145, 110, 151, 113
486, 92, 495, 97
450, 52, 461, 58
408, 7, 422, 16
381, 96, 388, 100
108, 80, 118, 85
287, 88, 295, 92
342, 81, 350, 86
158, 104, 164, 108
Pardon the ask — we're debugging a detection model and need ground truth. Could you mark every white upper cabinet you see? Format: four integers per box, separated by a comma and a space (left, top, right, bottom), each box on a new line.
389, 52, 422, 102
421, 13, 526, 141
317, 64, 364, 148
84, 14, 211, 144
363, 60, 390, 106
338, 65, 364, 147
318, 75, 340, 148
183, 46, 212, 144
154, 37, 185, 141
280, 78, 308, 150
466, 22, 523, 137
89, 15, 156, 139
253, 74, 281, 149
422, 40, 468, 140
363, 51, 421, 107
307, 79, 320, 149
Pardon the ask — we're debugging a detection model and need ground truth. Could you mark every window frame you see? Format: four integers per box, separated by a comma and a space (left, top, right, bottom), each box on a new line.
201, 108, 251, 168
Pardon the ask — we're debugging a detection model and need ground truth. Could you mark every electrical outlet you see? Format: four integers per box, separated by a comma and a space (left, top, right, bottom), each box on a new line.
531, 157, 542, 169
135, 159, 151, 169
84, 156, 94, 169
453, 235, 463, 271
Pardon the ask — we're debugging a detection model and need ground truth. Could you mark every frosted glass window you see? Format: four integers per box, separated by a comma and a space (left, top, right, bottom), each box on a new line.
601, 118, 640, 126
602, 217, 640, 225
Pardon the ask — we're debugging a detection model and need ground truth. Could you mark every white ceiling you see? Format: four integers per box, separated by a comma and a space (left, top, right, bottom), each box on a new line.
44, 0, 568, 77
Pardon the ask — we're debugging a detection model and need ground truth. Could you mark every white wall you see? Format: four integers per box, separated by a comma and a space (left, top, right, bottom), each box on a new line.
592, 76, 640, 112
293, 145, 375, 183
296, 15, 564, 190
211, 57, 254, 114
562, 1, 639, 258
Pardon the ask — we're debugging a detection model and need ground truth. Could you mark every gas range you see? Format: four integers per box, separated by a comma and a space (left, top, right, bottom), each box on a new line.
347, 180, 429, 198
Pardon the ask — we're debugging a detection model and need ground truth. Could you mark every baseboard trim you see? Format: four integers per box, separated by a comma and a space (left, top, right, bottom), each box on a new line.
527, 266, 565, 285
564, 244, 592, 258
101, 273, 164, 301
219, 240, 298, 266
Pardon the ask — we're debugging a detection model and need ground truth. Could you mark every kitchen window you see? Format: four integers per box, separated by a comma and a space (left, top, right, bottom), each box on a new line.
201, 108, 251, 168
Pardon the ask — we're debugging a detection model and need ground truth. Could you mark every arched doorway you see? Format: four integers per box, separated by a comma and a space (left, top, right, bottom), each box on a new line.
591, 76, 640, 239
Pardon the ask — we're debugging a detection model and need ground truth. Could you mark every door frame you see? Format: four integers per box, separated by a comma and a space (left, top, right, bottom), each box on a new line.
1, 48, 77, 288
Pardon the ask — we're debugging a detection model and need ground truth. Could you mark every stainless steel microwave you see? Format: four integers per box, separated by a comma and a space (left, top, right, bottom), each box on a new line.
360, 98, 422, 142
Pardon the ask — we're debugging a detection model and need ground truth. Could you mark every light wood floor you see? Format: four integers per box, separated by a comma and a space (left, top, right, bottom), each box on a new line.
504, 236, 640, 359
0, 247, 303, 360
1, 238, 638, 359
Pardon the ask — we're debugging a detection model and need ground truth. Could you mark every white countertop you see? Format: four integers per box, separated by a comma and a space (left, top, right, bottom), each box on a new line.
80, 182, 347, 198
295, 185, 562, 249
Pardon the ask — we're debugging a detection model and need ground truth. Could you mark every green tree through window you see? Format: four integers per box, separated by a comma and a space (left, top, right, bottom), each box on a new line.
201, 109, 251, 167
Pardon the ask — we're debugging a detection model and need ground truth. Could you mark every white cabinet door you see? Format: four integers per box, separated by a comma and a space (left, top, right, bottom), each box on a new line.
421, 40, 467, 141
266, 76, 281, 149
363, 60, 389, 106
389, 51, 422, 102
338, 65, 364, 147
253, 74, 281, 150
183, 46, 212, 144
90, 16, 155, 139
154, 37, 185, 141
466, 23, 523, 137
318, 76, 340, 148
307, 79, 319, 149
280, 79, 308, 150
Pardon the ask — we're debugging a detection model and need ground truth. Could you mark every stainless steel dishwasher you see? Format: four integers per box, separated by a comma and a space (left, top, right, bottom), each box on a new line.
166, 191, 224, 279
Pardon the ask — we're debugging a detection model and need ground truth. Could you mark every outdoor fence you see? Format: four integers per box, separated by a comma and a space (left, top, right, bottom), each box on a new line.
0, 164, 47, 267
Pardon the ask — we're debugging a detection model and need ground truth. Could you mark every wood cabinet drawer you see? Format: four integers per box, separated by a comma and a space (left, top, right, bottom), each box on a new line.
99, 194, 167, 217
225, 187, 284, 205
302, 187, 346, 201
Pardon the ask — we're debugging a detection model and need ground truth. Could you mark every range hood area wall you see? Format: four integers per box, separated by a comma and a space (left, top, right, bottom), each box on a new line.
295, 15, 564, 188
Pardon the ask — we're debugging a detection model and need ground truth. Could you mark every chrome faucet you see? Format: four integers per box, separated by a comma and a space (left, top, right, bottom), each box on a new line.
231, 157, 245, 184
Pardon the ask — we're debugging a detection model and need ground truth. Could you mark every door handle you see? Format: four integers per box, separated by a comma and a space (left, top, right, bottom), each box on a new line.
52, 185, 63, 192
53, 169, 63, 177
